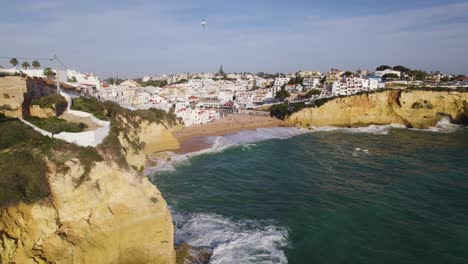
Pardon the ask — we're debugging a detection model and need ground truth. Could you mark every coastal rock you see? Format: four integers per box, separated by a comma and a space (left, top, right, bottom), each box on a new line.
288, 90, 468, 129
29, 105, 56, 118
175, 243, 212, 264
140, 121, 181, 155
0, 108, 181, 263
117, 118, 180, 170
0, 160, 175, 264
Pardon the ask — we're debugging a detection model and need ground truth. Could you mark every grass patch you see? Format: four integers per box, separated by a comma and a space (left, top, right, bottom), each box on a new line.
71, 97, 109, 120
0, 119, 103, 207
25, 116, 87, 134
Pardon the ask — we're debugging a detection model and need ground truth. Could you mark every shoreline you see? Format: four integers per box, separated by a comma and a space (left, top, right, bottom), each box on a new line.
173, 114, 290, 154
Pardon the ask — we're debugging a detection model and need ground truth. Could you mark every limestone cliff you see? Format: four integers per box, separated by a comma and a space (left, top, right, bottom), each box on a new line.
0, 102, 179, 263
0, 76, 28, 118
0, 161, 175, 264
288, 89, 468, 129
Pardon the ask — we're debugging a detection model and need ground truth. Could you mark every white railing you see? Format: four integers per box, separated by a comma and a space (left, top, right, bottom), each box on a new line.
18, 92, 111, 147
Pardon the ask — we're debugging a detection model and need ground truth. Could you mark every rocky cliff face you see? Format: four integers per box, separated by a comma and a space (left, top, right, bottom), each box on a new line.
0, 161, 175, 264
115, 118, 181, 171
288, 90, 468, 129
0, 112, 178, 263
0, 76, 28, 118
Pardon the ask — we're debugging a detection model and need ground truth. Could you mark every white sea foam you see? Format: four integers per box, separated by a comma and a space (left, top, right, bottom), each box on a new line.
410, 116, 461, 133
311, 118, 463, 135
146, 127, 308, 173
145, 119, 463, 174
172, 210, 289, 264
311, 123, 407, 135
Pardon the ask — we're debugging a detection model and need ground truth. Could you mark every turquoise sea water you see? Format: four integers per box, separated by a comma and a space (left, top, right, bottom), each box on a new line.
150, 124, 468, 264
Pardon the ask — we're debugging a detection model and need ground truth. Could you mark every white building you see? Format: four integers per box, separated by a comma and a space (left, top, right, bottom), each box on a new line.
302, 77, 321, 89
332, 76, 385, 96
298, 71, 321, 78
274, 77, 290, 87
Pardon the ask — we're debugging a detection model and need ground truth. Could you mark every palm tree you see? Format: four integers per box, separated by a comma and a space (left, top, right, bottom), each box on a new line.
9, 58, 18, 69
32, 60, 41, 69
21, 61, 30, 70
43, 68, 55, 79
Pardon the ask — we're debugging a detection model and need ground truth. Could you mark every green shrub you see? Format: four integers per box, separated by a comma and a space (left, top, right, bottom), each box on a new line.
0, 119, 103, 207
31, 94, 67, 109
25, 116, 87, 134
270, 103, 290, 120
73, 147, 104, 187
71, 97, 109, 120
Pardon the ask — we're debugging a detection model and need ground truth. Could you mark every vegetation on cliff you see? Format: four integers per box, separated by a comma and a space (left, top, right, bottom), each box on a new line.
72, 97, 179, 170
0, 97, 179, 208
30, 94, 67, 110
0, 118, 102, 207
25, 116, 88, 133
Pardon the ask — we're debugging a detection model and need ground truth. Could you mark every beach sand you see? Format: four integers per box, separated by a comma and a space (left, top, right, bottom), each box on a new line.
173, 115, 290, 153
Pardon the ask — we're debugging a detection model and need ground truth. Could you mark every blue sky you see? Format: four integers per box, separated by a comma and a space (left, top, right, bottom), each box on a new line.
1, 0, 467, 77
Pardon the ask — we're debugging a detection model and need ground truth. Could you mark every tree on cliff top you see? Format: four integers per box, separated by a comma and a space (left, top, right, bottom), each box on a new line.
32, 60, 41, 69
43, 68, 55, 78
275, 86, 290, 101
376, 65, 391, 71
383, 73, 400, 81
9, 58, 18, 68
393, 65, 410, 73
21, 61, 30, 70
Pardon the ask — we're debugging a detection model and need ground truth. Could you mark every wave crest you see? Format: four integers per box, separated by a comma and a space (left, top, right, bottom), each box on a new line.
172, 210, 289, 264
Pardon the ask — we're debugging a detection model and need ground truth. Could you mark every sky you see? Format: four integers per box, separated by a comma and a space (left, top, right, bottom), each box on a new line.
1, 0, 468, 78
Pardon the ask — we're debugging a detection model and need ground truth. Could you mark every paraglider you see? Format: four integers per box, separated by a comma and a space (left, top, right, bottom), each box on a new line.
201, 19, 207, 29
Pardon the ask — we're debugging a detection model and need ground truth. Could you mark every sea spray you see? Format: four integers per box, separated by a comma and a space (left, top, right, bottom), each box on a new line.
172, 209, 289, 264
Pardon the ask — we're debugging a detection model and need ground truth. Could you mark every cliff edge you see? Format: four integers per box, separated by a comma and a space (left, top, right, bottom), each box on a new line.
287, 89, 468, 129
0, 98, 180, 264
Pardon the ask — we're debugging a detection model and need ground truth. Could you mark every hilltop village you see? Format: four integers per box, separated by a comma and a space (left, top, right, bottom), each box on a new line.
1, 62, 467, 127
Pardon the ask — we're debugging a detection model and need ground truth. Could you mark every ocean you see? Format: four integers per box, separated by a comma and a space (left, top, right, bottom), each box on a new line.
149, 121, 468, 264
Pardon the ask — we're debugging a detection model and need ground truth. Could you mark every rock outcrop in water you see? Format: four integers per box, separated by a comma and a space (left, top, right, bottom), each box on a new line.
288, 89, 468, 129
0, 99, 180, 263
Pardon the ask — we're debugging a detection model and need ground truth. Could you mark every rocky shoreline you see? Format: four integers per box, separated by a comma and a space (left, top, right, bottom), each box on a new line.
287, 89, 468, 129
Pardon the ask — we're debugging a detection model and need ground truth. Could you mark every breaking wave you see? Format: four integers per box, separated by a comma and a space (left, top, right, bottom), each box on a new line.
172, 210, 289, 264
409, 116, 461, 133
146, 127, 308, 173
146, 119, 463, 173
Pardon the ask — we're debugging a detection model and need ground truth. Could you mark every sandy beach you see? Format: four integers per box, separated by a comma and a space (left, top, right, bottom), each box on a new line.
173, 114, 290, 153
